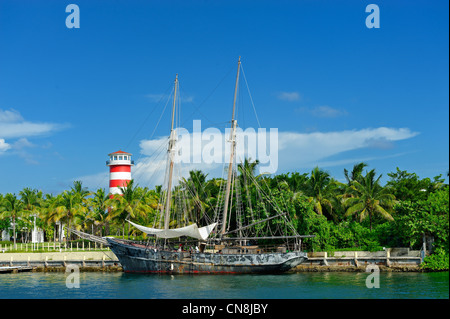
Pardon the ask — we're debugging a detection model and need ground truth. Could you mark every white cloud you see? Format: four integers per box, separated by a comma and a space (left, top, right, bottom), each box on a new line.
13, 138, 35, 149
132, 157, 227, 191
77, 126, 419, 191
277, 91, 301, 102
276, 127, 419, 170
0, 108, 68, 163
0, 109, 23, 122
0, 139, 11, 153
0, 108, 67, 147
0, 121, 64, 139
139, 137, 167, 156
10, 138, 39, 164
296, 105, 348, 118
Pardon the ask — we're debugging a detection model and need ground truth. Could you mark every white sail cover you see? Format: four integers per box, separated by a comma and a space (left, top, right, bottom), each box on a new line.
127, 220, 217, 241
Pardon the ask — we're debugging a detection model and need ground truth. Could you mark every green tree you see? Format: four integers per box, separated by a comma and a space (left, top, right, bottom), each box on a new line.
53, 190, 88, 241
106, 180, 152, 239
304, 167, 336, 219
72, 180, 91, 199
39, 193, 60, 242
387, 167, 445, 202
344, 162, 368, 185
180, 170, 214, 225
293, 195, 333, 251
391, 188, 449, 251
237, 158, 264, 223
0, 193, 25, 249
237, 158, 261, 181
19, 188, 42, 214
19, 188, 44, 241
88, 188, 111, 236
343, 169, 396, 230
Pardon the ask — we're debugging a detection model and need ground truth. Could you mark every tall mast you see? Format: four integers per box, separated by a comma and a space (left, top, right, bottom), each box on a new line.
221, 57, 241, 235
164, 74, 178, 230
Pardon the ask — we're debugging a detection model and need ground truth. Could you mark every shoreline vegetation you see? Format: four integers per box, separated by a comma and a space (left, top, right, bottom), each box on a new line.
1, 163, 448, 272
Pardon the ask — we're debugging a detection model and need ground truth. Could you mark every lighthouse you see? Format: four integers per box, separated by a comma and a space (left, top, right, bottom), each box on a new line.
106, 150, 134, 197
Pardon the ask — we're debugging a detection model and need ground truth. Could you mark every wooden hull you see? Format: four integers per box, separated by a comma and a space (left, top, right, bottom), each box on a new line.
107, 238, 307, 274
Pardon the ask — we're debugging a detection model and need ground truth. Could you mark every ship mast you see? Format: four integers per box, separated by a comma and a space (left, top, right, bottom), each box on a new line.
164, 74, 178, 230
221, 57, 241, 235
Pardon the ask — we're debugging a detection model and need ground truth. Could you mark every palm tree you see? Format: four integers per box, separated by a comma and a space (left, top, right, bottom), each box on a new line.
344, 162, 368, 185
20, 188, 42, 213
237, 158, 266, 193
72, 180, 90, 199
0, 193, 25, 249
285, 172, 309, 193
238, 158, 260, 178
180, 170, 212, 225
343, 169, 396, 230
304, 167, 335, 218
106, 180, 152, 239
272, 172, 310, 205
40, 193, 59, 242
19, 188, 43, 242
199, 177, 226, 223
53, 190, 88, 242
88, 188, 110, 236
142, 188, 159, 208
237, 158, 264, 208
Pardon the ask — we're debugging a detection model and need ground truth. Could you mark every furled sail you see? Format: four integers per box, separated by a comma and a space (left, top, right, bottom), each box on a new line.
127, 220, 217, 241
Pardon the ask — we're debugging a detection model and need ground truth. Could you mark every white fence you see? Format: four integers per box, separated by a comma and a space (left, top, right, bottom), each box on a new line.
0, 241, 108, 253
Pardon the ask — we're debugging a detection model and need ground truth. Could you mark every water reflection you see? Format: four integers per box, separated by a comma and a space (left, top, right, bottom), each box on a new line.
0, 271, 448, 299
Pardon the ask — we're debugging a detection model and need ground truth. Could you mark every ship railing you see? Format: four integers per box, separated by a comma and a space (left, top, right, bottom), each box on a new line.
202, 243, 304, 254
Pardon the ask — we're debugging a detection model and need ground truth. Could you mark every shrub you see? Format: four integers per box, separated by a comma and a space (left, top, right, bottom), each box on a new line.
421, 249, 450, 271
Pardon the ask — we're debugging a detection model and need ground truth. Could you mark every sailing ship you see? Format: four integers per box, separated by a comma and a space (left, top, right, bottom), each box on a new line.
106, 58, 311, 274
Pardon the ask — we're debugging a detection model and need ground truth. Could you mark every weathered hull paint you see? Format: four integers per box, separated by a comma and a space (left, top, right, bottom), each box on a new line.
107, 238, 308, 274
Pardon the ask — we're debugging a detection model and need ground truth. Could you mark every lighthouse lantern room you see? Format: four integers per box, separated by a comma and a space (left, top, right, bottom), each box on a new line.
106, 150, 134, 196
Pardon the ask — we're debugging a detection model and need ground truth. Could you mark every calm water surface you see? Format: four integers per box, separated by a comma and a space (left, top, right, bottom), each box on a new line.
0, 271, 448, 299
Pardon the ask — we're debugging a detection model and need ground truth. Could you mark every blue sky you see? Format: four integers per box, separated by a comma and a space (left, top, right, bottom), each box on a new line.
0, 0, 448, 195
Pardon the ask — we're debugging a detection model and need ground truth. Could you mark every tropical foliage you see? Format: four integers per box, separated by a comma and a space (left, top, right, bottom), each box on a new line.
0, 163, 448, 269
342, 169, 396, 230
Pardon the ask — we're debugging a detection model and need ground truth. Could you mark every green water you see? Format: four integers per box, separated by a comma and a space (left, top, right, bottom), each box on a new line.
0, 271, 448, 299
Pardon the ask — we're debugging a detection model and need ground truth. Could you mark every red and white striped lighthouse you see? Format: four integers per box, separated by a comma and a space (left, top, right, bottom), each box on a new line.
106, 150, 134, 197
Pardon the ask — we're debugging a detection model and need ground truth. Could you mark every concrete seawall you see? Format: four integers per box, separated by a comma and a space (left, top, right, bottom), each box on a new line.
293, 248, 423, 272
1, 248, 424, 272
0, 251, 120, 271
